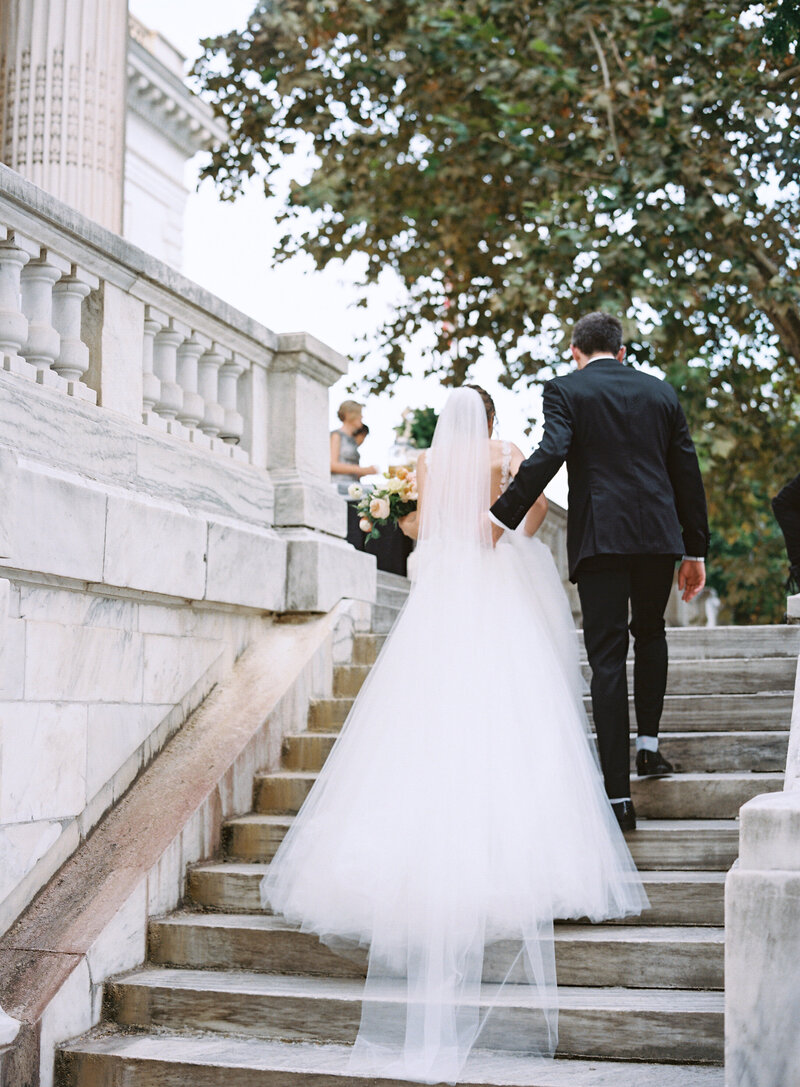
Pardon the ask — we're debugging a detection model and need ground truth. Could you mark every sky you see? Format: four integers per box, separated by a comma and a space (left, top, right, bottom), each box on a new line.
129, 0, 568, 504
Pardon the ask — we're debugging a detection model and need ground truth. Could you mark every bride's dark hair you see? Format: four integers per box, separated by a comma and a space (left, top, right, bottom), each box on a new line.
463, 384, 496, 424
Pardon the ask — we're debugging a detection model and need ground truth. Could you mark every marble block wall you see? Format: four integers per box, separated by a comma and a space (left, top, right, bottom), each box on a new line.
0, 574, 268, 937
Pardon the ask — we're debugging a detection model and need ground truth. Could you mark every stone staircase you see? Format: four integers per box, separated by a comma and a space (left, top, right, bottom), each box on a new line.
56, 574, 799, 1087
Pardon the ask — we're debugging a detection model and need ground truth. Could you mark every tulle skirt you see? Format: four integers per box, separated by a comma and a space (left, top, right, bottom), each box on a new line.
262, 530, 648, 1083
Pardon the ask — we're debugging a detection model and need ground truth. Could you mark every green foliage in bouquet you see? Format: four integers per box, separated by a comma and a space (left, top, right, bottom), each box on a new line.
395, 406, 439, 450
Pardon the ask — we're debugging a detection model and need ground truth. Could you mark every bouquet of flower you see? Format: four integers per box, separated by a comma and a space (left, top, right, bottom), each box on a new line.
350, 467, 418, 541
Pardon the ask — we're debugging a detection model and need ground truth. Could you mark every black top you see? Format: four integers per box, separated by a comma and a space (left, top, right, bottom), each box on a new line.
491, 358, 709, 580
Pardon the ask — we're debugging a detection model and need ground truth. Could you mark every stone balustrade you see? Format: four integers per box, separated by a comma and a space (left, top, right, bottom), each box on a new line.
725, 612, 800, 1085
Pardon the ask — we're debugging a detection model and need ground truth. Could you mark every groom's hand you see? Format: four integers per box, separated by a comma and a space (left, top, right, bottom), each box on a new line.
678, 559, 706, 602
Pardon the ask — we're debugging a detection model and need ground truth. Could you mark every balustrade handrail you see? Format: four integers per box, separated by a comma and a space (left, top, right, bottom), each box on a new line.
0, 161, 347, 477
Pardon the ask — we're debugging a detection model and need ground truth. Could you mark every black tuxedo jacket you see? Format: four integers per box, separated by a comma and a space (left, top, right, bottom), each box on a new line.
491, 358, 709, 580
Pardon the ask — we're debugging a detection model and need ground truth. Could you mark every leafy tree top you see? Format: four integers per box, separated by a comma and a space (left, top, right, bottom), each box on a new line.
195, 0, 799, 392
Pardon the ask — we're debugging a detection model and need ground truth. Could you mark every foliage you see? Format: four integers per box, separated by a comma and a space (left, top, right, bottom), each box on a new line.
195, 1, 800, 621
762, 0, 800, 55
395, 406, 439, 449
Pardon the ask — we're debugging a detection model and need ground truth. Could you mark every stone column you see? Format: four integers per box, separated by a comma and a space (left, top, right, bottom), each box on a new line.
726, 789, 800, 1086
0, 0, 128, 232
267, 332, 376, 612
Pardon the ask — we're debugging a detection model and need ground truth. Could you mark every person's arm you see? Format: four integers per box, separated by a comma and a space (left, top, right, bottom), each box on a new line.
330, 432, 377, 477
665, 395, 709, 602
523, 495, 548, 537
490, 381, 573, 531
665, 396, 709, 560
398, 454, 426, 539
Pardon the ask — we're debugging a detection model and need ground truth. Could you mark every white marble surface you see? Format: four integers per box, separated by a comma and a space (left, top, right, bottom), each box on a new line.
17, 464, 107, 582
85, 878, 148, 983
0, 702, 87, 821
785, 651, 800, 790
25, 621, 144, 702
103, 493, 207, 599
84, 282, 144, 421
85, 703, 169, 799
38, 958, 95, 1087
0, 449, 17, 559
284, 530, 377, 612
205, 523, 286, 611
0, 819, 62, 903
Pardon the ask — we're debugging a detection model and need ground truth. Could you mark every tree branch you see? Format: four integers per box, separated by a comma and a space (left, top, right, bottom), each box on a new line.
587, 22, 621, 162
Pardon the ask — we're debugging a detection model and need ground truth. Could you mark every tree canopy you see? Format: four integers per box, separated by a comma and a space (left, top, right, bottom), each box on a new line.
195, 1, 800, 620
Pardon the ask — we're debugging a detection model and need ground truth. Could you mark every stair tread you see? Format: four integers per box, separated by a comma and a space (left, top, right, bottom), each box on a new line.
112, 966, 725, 1010
153, 912, 724, 946
60, 1030, 724, 1085
191, 861, 727, 884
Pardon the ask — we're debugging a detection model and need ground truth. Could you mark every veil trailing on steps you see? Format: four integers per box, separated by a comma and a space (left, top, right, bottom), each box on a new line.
262, 388, 648, 1085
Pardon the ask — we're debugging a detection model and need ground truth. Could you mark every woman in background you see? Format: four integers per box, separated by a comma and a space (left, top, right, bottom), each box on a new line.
331, 400, 378, 550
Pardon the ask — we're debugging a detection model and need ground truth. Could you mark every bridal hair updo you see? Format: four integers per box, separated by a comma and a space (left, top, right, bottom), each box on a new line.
463, 384, 496, 430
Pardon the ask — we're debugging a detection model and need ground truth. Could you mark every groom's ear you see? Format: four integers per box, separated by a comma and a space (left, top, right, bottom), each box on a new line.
617, 346, 626, 362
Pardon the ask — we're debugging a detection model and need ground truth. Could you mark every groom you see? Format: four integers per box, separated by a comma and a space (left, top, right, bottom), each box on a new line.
490, 312, 709, 831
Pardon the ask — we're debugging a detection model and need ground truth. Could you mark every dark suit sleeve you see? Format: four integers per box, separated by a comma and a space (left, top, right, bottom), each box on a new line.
490, 380, 573, 530
772, 472, 800, 568
666, 397, 709, 558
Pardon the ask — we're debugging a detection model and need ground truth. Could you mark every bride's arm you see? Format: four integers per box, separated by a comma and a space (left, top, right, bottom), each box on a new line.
398, 454, 427, 539
509, 445, 549, 537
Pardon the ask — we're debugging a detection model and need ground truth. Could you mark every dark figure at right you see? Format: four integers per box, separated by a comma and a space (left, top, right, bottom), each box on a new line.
772, 473, 800, 592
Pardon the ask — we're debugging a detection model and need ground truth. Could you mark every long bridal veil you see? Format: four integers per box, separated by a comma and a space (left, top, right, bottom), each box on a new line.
262, 388, 647, 1085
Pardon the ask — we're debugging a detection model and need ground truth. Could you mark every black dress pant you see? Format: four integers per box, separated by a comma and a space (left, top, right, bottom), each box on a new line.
576, 554, 677, 800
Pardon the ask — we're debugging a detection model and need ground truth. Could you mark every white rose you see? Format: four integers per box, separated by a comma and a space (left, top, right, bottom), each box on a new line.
359, 518, 373, 533
385, 477, 404, 493
370, 497, 391, 520
348, 483, 364, 499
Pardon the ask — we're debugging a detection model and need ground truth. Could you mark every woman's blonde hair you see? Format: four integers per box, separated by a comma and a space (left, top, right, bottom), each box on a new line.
337, 399, 363, 422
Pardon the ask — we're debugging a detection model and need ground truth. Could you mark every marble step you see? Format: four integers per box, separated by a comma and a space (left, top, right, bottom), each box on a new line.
252, 768, 782, 819
374, 584, 410, 609
333, 660, 795, 701
148, 914, 724, 990
309, 693, 792, 733
187, 863, 726, 926
630, 771, 783, 819
580, 657, 794, 695
56, 1032, 726, 1087
355, 628, 800, 667
223, 813, 740, 871
370, 604, 401, 633
351, 632, 387, 664
580, 624, 800, 661
102, 969, 724, 1062
283, 729, 789, 774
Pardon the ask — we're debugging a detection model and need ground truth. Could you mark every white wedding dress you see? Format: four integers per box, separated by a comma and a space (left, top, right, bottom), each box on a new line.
262, 388, 648, 1084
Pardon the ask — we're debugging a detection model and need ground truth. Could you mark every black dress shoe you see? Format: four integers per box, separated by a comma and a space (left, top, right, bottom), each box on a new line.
636, 748, 674, 777
611, 800, 636, 831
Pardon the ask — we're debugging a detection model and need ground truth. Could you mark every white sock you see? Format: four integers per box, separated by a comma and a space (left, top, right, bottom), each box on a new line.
608, 797, 631, 804
636, 735, 659, 752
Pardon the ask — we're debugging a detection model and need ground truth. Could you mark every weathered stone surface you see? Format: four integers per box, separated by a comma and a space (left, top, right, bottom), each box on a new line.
205, 523, 286, 611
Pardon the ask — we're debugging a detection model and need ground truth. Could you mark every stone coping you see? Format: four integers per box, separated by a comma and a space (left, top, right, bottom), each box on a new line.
0, 607, 340, 1081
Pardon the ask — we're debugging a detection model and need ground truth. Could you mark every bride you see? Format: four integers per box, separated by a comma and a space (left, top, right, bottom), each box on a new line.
261, 385, 648, 1084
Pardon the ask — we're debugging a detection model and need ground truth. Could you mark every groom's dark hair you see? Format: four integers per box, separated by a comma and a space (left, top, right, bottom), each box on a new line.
571, 312, 623, 357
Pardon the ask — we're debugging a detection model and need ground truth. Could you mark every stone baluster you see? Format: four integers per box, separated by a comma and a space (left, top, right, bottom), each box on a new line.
197, 342, 226, 440
0, 231, 35, 379
20, 248, 69, 385
218, 353, 245, 447
141, 305, 164, 426
176, 331, 207, 443
152, 318, 186, 429
51, 265, 97, 401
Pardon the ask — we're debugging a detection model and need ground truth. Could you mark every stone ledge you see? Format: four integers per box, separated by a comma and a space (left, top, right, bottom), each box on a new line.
0, 605, 350, 1086
738, 791, 800, 872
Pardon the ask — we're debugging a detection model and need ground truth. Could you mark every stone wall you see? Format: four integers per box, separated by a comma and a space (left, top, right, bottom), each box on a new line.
0, 164, 376, 938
